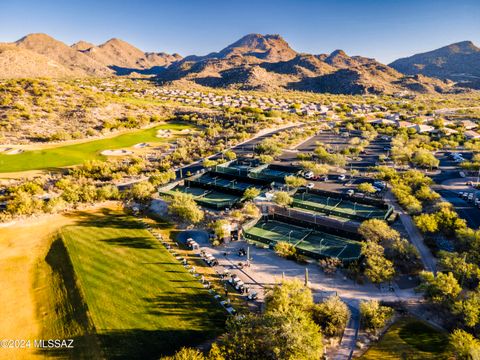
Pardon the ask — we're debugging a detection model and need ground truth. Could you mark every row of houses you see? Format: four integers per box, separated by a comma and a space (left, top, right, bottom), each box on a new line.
368, 116, 480, 139
147, 89, 388, 117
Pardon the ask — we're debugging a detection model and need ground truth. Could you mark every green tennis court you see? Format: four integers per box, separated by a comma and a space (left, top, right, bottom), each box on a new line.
246, 220, 312, 244
190, 174, 258, 191
244, 219, 361, 261
298, 232, 361, 260
164, 185, 207, 197
160, 185, 240, 209
292, 193, 389, 220
199, 191, 240, 206
250, 167, 294, 181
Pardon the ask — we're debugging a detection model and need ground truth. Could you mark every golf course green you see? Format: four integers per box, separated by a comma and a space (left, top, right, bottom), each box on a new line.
60, 208, 225, 358
0, 122, 193, 173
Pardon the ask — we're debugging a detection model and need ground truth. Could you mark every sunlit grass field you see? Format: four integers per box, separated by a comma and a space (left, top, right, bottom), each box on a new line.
61, 209, 225, 358
0, 121, 193, 173
361, 317, 452, 360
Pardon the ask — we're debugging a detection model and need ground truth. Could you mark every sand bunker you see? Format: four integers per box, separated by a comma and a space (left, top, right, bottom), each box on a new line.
5, 149, 24, 155
156, 129, 172, 138
101, 149, 134, 156
133, 142, 150, 149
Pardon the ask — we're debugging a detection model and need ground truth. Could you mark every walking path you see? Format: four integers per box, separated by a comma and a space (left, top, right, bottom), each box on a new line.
385, 191, 437, 273
335, 300, 360, 360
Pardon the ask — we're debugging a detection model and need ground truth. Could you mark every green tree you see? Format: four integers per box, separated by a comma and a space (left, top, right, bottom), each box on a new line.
243, 187, 261, 201
161, 347, 205, 360
273, 191, 293, 207
285, 175, 307, 189
453, 291, 480, 328
169, 192, 204, 224
243, 202, 260, 218
357, 182, 376, 196
359, 300, 394, 333
274, 241, 296, 259
414, 213, 439, 233
265, 279, 314, 315
362, 242, 395, 284
150, 170, 176, 186
212, 219, 231, 240
224, 150, 237, 161
216, 280, 323, 360
450, 329, 480, 360
418, 271, 461, 304
358, 219, 400, 244
313, 296, 350, 337
129, 181, 155, 202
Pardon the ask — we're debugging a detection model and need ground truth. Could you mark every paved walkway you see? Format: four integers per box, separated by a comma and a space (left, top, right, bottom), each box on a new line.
181, 230, 422, 358
385, 191, 437, 273
335, 300, 360, 360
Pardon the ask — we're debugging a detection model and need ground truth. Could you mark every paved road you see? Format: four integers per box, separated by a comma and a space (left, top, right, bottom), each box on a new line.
175, 122, 305, 178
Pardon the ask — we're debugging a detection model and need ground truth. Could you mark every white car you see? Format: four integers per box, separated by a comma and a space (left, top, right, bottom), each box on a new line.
304, 171, 314, 179
346, 189, 355, 196
338, 174, 346, 181
306, 183, 315, 189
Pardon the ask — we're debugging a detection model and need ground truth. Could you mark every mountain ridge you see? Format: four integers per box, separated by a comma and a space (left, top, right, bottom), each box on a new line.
0, 32, 468, 94
389, 40, 480, 89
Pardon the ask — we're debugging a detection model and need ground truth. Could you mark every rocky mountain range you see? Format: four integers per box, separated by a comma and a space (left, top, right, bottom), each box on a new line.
389, 41, 480, 89
158, 34, 454, 94
0, 32, 477, 95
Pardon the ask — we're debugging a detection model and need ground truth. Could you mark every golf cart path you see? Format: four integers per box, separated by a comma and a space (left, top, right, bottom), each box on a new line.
335, 300, 360, 360
385, 191, 437, 273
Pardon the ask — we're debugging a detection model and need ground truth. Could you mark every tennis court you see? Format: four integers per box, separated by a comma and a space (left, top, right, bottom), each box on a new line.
292, 192, 390, 220
250, 167, 294, 181
244, 219, 361, 261
160, 185, 241, 209
191, 173, 258, 192
215, 163, 251, 177
163, 185, 208, 197
298, 232, 361, 260
246, 220, 312, 244
199, 191, 240, 207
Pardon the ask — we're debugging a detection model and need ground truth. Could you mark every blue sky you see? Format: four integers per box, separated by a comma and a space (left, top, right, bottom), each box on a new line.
0, 0, 478, 63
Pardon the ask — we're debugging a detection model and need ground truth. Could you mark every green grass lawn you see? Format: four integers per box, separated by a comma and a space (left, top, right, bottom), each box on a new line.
361, 317, 452, 360
0, 122, 193, 173
60, 209, 225, 359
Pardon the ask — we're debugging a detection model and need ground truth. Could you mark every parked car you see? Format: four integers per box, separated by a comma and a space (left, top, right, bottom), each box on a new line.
304, 171, 314, 179
468, 193, 474, 202
306, 182, 315, 189
338, 174, 346, 181
374, 180, 386, 189
346, 189, 355, 196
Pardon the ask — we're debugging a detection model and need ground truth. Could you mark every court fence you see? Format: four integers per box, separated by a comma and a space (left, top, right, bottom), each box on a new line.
294, 188, 394, 221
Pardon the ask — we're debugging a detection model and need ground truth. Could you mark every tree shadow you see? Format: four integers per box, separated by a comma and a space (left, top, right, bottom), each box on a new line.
66, 208, 145, 230
142, 292, 225, 327
101, 236, 158, 249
